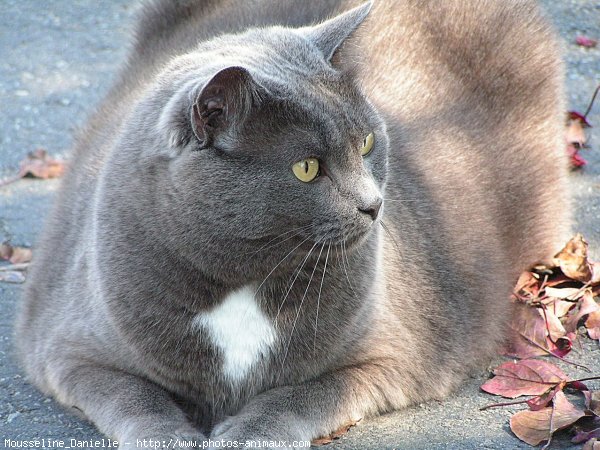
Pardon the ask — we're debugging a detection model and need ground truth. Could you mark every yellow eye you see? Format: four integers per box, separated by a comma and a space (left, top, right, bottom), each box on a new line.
361, 132, 374, 156
292, 158, 320, 182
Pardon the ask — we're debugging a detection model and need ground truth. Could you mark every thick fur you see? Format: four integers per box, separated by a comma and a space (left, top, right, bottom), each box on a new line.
15, 0, 570, 448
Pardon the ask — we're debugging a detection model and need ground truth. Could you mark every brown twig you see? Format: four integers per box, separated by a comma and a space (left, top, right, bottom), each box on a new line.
570, 376, 600, 384
583, 84, 600, 119
479, 398, 532, 411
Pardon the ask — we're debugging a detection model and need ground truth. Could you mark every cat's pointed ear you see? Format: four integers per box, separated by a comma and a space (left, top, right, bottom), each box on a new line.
191, 66, 258, 149
303, 1, 372, 62
157, 66, 260, 153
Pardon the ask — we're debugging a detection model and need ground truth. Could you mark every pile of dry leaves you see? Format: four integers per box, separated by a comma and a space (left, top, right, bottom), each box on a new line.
482, 234, 600, 449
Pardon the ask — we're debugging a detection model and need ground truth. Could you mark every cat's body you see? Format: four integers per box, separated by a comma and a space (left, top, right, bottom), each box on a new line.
16, 0, 570, 447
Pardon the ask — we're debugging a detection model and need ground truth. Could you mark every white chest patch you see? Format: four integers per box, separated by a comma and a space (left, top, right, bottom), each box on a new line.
192, 286, 276, 383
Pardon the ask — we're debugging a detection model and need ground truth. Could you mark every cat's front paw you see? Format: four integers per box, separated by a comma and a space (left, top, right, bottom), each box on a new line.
210, 414, 309, 450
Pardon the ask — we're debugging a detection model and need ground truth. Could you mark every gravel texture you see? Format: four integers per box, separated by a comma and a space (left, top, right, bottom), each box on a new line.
1, 1, 599, 449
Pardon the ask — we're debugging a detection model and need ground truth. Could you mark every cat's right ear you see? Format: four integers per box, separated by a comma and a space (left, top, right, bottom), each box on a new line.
191, 66, 259, 150
301, 1, 373, 62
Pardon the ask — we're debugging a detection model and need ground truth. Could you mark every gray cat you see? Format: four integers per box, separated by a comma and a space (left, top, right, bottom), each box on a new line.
15, 0, 571, 448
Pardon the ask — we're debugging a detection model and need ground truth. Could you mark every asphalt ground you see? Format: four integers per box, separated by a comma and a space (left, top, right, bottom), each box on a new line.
1, 1, 599, 449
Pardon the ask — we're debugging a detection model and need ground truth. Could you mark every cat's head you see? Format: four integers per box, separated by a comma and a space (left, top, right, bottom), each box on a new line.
133, 2, 388, 280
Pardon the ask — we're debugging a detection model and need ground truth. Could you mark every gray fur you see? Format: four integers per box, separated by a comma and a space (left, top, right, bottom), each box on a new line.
15, 0, 570, 448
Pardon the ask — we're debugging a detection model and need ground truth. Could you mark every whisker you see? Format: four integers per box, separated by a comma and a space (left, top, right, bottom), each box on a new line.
341, 237, 357, 295
314, 242, 331, 356
383, 197, 419, 204
278, 240, 325, 380
274, 239, 320, 325
254, 235, 312, 297
380, 220, 402, 256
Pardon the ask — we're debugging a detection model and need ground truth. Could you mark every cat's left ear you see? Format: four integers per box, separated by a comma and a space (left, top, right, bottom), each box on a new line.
158, 66, 260, 153
301, 1, 373, 62
191, 66, 260, 149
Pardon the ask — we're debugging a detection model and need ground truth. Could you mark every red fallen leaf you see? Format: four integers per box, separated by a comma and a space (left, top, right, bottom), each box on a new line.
510, 391, 586, 446
553, 234, 594, 283
481, 359, 568, 399
576, 36, 598, 48
568, 144, 588, 168
569, 111, 592, 127
570, 380, 590, 392
507, 303, 572, 359
311, 419, 361, 446
0, 243, 32, 264
506, 304, 549, 358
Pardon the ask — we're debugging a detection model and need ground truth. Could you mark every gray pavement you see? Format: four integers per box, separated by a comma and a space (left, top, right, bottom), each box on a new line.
1, 1, 599, 449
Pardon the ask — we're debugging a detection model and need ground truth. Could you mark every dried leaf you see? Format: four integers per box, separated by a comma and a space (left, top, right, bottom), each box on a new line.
563, 291, 599, 333
576, 36, 599, 48
566, 118, 588, 148
8, 247, 32, 264
585, 391, 600, 417
0, 243, 32, 264
542, 307, 567, 343
544, 287, 583, 300
553, 234, 593, 283
510, 391, 586, 446
551, 299, 577, 318
507, 302, 572, 359
18, 149, 66, 179
507, 303, 549, 358
311, 419, 361, 446
514, 271, 541, 302
481, 359, 568, 399
586, 311, 600, 341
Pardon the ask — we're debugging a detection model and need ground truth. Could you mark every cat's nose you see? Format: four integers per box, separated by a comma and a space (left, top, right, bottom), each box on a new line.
358, 197, 383, 221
